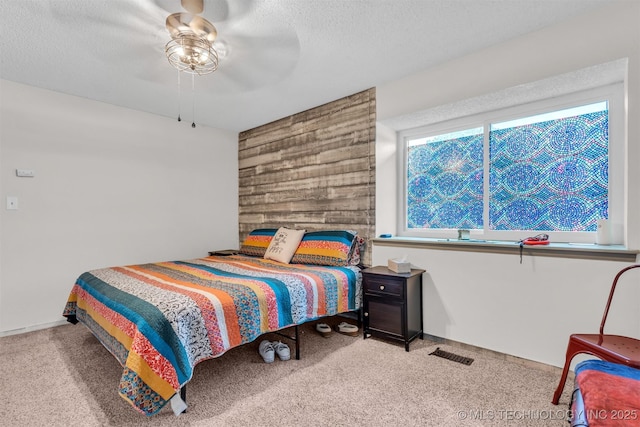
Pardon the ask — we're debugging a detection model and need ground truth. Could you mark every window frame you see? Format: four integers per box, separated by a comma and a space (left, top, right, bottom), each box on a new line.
397, 83, 625, 244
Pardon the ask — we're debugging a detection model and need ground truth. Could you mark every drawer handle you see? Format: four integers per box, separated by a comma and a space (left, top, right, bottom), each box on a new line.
364, 312, 368, 317
379, 285, 385, 291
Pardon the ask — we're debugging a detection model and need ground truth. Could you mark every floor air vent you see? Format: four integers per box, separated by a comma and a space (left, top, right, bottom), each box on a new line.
429, 347, 474, 365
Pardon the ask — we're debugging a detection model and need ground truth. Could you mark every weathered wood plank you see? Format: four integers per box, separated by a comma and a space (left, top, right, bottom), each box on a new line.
239, 183, 372, 206
239, 145, 372, 175
239, 158, 372, 187
239, 100, 372, 151
239, 196, 370, 214
239, 172, 372, 198
291, 90, 372, 125
239, 122, 372, 162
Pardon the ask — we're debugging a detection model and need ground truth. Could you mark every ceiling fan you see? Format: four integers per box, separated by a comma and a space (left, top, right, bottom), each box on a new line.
50, 0, 300, 92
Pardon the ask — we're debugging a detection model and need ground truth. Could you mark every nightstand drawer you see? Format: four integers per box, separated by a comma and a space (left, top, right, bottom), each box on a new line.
363, 276, 404, 298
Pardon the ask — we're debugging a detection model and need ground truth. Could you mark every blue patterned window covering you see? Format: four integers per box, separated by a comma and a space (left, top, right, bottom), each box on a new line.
489, 103, 608, 231
406, 101, 609, 232
407, 128, 484, 229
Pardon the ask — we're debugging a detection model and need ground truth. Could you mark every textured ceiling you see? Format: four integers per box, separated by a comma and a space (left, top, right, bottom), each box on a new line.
0, 0, 610, 132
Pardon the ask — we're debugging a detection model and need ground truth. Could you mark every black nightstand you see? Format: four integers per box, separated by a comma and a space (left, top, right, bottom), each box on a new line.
208, 249, 239, 256
362, 266, 425, 351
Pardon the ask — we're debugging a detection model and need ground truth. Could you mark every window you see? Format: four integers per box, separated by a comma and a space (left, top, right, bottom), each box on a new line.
399, 84, 623, 243
407, 128, 484, 230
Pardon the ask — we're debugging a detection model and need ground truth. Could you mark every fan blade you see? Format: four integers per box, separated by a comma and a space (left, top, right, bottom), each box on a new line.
47, 0, 173, 82
155, 0, 258, 28
166, 13, 217, 43
205, 30, 301, 93
181, 0, 203, 14
49, 0, 168, 40
201, 0, 257, 25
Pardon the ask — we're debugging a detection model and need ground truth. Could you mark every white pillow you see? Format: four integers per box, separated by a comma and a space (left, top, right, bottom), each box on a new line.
264, 227, 305, 264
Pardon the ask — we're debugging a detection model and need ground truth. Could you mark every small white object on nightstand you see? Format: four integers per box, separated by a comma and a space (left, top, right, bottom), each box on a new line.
388, 258, 410, 273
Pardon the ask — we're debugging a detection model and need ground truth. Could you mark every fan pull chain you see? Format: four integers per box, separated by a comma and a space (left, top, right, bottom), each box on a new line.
177, 70, 182, 122
191, 73, 196, 128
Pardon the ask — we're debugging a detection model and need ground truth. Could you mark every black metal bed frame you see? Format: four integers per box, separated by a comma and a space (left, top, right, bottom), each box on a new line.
179, 308, 362, 412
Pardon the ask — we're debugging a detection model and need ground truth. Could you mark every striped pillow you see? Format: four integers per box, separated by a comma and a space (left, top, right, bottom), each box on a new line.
290, 230, 358, 266
239, 228, 278, 257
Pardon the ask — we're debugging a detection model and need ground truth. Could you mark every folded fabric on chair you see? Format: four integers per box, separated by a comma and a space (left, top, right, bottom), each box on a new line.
574, 359, 640, 427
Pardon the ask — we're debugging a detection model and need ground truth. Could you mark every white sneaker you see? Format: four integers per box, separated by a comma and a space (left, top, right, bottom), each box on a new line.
272, 341, 291, 361
259, 340, 275, 363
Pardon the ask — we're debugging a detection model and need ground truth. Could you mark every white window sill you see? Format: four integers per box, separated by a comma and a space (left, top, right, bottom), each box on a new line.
372, 237, 638, 262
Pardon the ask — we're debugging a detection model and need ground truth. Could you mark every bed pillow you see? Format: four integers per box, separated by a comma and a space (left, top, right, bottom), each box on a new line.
348, 235, 366, 266
290, 230, 358, 266
239, 228, 278, 257
264, 227, 306, 264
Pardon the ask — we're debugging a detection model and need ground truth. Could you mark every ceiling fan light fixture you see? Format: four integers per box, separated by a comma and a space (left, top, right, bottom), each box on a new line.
165, 12, 219, 76
165, 34, 218, 75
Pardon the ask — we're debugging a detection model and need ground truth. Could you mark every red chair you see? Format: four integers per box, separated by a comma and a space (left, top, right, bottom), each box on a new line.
552, 264, 640, 405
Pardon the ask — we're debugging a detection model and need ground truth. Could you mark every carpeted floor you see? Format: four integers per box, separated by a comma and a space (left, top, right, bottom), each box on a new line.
0, 319, 575, 426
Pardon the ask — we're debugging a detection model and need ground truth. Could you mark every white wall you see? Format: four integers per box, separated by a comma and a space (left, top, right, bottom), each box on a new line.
0, 80, 239, 334
374, 1, 640, 367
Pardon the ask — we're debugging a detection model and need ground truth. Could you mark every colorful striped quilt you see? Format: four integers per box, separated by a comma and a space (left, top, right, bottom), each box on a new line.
573, 360, 640, 426
62, 255, 362, 416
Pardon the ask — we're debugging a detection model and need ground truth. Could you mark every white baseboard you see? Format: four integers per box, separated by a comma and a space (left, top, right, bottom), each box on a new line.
424, 333, 563, 374
0, 319, 69, 337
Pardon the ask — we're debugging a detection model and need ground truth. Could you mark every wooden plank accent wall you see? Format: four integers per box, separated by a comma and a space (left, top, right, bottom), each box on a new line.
238, 88, 376, 266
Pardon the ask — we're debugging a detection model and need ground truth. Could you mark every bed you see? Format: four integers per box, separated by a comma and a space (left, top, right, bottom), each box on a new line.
570, 360, 640, 427
62, 229, 364, 416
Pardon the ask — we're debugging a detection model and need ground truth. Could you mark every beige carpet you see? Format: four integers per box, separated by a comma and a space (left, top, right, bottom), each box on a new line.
0, 320, 575, 426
